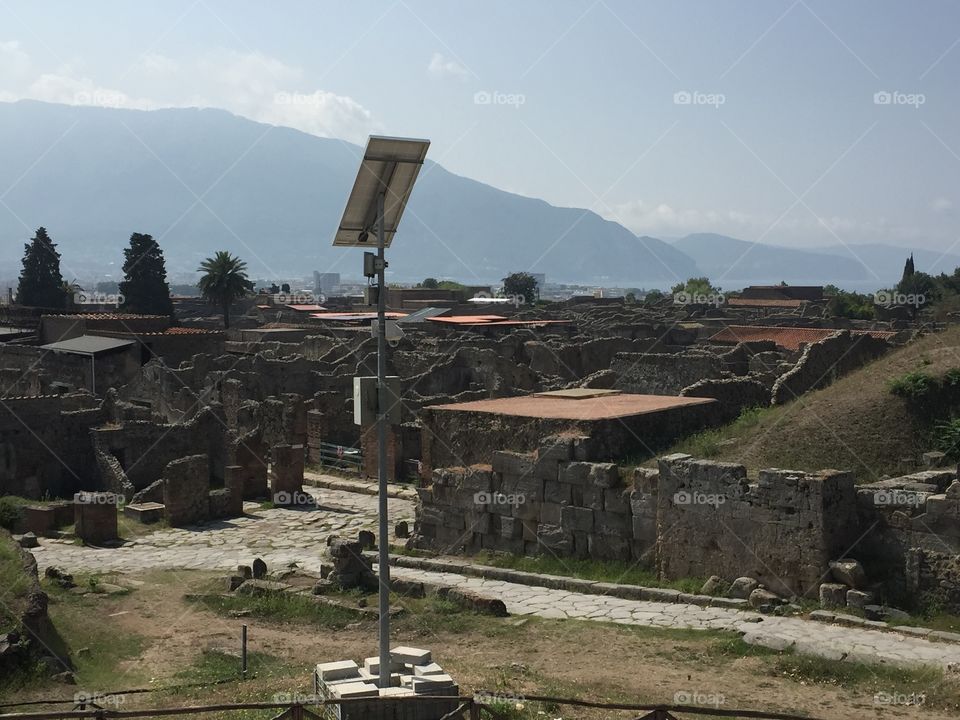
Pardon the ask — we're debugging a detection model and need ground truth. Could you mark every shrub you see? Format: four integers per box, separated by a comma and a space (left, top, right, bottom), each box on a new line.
0, 497, 22, 532
888, 370, 936, 400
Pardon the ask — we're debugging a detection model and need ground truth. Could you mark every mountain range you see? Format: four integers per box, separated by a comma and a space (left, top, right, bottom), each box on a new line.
0, 100, 953, 291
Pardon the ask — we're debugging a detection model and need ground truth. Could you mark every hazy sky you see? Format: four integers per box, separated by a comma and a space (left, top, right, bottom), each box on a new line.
2, 0, 959, 253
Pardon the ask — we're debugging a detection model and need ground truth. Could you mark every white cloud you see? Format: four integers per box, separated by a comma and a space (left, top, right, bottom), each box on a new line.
427, 52, 467, 79
0, 43, 378, 143
932, 196, 954, 212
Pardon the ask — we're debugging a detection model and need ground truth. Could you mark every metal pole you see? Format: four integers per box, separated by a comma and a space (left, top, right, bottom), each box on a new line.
375, 189, 391, 689
241, 624, 247, 678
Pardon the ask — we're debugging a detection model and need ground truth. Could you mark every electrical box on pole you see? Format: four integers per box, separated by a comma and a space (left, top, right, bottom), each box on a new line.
353, 375, 402, 426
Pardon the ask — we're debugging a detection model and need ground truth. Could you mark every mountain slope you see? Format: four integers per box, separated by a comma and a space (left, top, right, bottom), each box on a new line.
671, 233, 871, 287
809, 243, 960, 283
0, 100, 698, 285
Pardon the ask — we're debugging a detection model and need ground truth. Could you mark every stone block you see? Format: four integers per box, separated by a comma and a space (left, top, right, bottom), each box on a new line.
22, 506, 57, 537
846, 589, 873, 610
604, 487, 630, 514
829, 559, 867, 589
492, 451, 535, 477
499, 516, 523, 539
390, 646, 431, 665
316, 659, 361, 681
819, 582, 847, 609
560, 505, 594, 532
543, 481, 572, 505
123, 502, 164, 524
727, 576, 759, 599
73, 493, 119, 544
587, 533, 630, 560
594, 511, 630, 535
536, 523, 572, 554
540, 501, 562, 525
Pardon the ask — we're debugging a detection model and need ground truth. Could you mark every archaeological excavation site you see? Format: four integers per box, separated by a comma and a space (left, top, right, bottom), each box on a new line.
2, 7, 959, 716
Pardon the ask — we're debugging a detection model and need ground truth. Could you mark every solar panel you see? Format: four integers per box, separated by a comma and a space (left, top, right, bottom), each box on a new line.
333, 136, 430, 248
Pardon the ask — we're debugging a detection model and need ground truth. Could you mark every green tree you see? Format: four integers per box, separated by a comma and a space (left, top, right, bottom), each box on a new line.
420, 277, 439, 289
16, 227, 67, 308
502, 272, 539, 305
900, 254, 915, 287
197, 251, 255, 329
119, 233, 174, 316
670, 277, 721, 298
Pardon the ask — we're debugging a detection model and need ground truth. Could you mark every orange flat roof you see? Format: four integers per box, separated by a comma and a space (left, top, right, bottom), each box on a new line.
426, 393, 715, 420
708, 325, 896, 351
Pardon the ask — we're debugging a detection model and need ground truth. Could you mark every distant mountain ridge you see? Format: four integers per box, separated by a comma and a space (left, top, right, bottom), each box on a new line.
0, 100, 696, 285
0, 101, 945, 291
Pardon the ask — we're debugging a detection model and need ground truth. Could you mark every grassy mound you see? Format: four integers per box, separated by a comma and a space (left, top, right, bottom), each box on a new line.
661, 326, 960, 479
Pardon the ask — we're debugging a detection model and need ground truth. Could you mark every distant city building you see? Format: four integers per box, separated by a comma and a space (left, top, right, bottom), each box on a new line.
313, 272, 341, 296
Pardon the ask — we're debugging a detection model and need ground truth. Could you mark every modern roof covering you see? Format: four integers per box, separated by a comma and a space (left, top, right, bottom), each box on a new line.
308, 311, 407, 321
426, 392, 715, 421
708, 325, 896, 351
43, 312, 169, 320
426, 315, 570, 328
396, 307, 450, 323
285, 304, 326, 312
40, 335, 136, 356
726, 298, 804, 309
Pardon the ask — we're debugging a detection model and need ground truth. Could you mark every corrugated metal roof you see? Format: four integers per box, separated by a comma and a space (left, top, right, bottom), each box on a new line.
41, 335, 136, 356
708, 325, 896, 351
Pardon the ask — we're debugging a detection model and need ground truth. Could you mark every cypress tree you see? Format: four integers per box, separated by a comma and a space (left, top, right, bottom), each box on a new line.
16, 227, 67, 308
119, 233, 174, 316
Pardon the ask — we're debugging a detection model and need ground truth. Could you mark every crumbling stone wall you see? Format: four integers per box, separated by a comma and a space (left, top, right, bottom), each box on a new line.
771, 330, 891, 404
412, 448, 859, 597
680, 377, 770, 422
656, 454, 858, 596
162, 455, 210, 526
611, 352, 724, 395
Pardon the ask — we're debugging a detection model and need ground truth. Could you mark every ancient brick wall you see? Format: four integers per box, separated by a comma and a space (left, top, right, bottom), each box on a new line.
771, 330, 891, 404
162, 455, 210, 526
412, 447, 860, 597
611, 352, 724, 395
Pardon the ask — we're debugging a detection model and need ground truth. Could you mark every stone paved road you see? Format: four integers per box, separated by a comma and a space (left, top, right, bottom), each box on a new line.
28, 487, 960, 670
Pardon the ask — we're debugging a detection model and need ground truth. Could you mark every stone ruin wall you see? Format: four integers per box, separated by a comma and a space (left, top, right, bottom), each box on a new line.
411, 448, 862, 598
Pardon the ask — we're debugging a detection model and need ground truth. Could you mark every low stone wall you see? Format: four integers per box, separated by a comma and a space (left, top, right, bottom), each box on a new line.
611, 352, 724, 395
412, 449, 860, 597
771, 330, 891, 404
680, 377, 770, 422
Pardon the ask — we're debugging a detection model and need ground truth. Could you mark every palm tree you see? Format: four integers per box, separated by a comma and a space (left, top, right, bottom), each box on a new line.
197, 251, 255, 328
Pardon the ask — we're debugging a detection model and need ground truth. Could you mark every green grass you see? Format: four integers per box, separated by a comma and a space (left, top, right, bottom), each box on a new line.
663, 405, 773, 460
771, 655, 958, 706
461, 551, 705, 593
190, 592, 364, 629
173, 649, 287, 684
